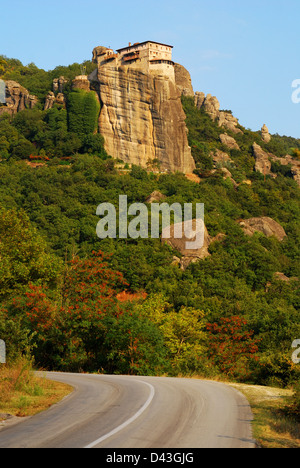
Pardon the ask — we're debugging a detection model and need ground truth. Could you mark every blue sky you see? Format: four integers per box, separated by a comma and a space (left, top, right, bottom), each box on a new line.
1, 0, 299, 138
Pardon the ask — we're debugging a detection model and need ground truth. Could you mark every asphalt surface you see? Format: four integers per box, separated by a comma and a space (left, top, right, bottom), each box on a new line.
0, 373, 256, 448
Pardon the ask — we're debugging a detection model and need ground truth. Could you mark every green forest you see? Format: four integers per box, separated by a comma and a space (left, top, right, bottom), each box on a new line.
0, 56, 299, 390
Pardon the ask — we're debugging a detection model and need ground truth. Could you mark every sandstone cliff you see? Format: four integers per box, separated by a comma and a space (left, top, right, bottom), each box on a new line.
90, 47, 195, 174
0, 80, 38, 116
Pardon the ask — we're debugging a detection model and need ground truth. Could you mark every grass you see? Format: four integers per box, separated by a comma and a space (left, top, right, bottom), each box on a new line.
230, 383, 300, 448
0, 359, 72, 419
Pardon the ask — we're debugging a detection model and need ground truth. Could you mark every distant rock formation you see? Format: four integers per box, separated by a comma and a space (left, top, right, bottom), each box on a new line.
239, 217, 287, 241
253, 142, 300, 186
271, 153, 300, 187
194, 91, 242, 134
91, 45, 195, 173
261, 124, 271, 143
253, 142, 272, 176
0, 80, 38, 115
53, 76, 68, 94
44, 91, 66, 110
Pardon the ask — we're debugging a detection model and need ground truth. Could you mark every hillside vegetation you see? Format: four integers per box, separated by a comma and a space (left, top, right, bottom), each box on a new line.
0, 57, 299, 391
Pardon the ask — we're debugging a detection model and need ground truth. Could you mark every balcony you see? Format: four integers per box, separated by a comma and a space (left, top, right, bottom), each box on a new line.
104, 53, 118, 61
123, 52, 140, 62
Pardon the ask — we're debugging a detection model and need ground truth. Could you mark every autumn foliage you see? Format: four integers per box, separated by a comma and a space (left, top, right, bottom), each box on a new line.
206, 316, 260, 380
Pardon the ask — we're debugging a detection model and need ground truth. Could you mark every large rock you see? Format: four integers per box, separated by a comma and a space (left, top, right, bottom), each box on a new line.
174, 63, 194, 97
220, 133, 240, 150
218, 111, 242, 134
53, 76, 68, 93
0, 80, 38, 116
261, 124, 271, 143
253, 142, 272, 175
210, 148, 233, 166
145, 191, 166, 203
161, 218, 211, 270
194, 91, 206, 110
202, 94, 220, 121
92, 47, 195, 173
239, 217, 287, 241
44, 91, 66, 110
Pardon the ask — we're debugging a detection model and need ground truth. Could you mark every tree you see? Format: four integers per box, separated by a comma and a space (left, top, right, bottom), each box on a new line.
206, 316, 260, 380
136, 294, 207, 375
67, 89, 100, 137
0, 208, 62, 299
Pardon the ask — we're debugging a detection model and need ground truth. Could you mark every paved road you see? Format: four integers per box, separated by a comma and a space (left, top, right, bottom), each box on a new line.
0, 373, 256, 448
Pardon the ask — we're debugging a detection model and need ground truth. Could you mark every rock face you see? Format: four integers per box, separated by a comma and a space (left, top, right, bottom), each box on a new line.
53, 76, 68, 94
91, 46, 195, 173
239, 217, 287, 241
72, 75, 91, 92
174, 63, 194, 97
44, 91, 66, 110
0, 80, 38, 116
194, 92, 242, 134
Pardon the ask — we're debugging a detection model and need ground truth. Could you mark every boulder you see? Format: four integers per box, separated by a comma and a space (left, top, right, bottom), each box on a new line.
218, 112, 242, 134
145, 191, 166, 203
210, 149, 233, 166
161, 218, 211, 270
239, 217, 287, 241
220, 134, 240, 150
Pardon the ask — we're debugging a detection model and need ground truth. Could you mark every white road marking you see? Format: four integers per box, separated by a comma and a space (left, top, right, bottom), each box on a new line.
84, 380, 155, 449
